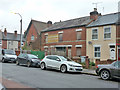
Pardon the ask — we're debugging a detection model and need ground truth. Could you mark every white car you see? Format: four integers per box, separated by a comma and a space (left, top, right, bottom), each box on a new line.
0, 83, 6, 90
40, 55, 83, 73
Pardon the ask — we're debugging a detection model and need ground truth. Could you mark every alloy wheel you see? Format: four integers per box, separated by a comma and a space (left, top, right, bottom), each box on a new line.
100, 70, 110, 80
60, 65, 67, 73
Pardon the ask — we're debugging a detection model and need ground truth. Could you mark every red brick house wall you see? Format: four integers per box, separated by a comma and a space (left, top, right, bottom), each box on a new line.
2, 40, 7, 49
26, 24, 38, 45
41, 26, 86, 57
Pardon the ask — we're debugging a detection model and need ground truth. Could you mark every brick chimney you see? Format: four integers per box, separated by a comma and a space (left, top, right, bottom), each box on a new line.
47, 21, 52, 27
14, 30, 17, 37
90, 8, 99, 21
4, 28, 7, 36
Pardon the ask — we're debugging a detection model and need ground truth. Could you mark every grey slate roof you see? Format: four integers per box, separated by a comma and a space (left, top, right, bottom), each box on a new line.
2, 32, 26, 42
87, 12, 119, 27
42, 16, 91, 32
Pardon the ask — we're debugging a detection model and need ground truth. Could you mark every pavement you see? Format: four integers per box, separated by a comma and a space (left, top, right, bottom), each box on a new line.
82, 69, 97, 76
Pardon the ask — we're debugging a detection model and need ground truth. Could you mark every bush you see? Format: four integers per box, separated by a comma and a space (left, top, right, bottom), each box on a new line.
89, 62, 95, 66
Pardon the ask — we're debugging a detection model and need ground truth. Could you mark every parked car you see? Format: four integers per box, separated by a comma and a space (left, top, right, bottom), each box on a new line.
96, 61, 120, 80
16, 53, 40, 67
1, 49, 17, 63
40, 55, 83, 73
0, 83, 6, 90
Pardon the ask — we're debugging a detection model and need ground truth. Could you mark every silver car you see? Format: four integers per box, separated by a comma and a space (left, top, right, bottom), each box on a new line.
40, 55, 83, 73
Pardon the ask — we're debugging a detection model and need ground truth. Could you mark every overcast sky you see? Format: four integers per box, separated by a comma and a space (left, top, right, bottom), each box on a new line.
0, 0, 119, 34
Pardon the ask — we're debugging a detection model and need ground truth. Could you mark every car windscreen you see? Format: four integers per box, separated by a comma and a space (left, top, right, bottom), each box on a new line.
59, 56, 72, 61
4, 49, 15, 55
28, 54, 38, 59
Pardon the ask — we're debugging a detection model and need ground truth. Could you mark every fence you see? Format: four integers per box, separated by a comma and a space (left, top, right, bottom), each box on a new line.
31, 50, 45, 60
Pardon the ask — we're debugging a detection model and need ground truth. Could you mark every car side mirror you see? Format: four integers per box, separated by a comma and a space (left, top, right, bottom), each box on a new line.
56, 59, 61, 61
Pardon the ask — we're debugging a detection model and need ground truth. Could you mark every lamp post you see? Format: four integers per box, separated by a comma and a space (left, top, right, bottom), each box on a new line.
12, 12, 22, 53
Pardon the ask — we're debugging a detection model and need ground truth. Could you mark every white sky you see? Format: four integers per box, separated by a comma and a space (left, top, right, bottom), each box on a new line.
0, 0, 119, 34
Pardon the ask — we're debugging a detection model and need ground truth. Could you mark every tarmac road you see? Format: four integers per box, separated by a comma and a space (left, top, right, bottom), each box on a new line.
0, 62, 120, 89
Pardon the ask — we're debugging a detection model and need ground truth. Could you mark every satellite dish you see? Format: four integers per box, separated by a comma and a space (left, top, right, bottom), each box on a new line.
88, 41, 92, 44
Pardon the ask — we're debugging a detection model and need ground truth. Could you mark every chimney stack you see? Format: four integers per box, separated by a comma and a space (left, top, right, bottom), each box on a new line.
47, 21, 52, 27
14, 30, 17, 37
90, 8, 99, 21
4, 28, 7, 36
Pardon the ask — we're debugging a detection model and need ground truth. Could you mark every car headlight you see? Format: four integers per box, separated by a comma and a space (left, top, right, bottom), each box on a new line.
68, 64, 74, 67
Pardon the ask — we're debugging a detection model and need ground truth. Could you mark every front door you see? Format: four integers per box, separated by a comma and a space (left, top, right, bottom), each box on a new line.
110, 48, 115, 60
118, 49, 120, 60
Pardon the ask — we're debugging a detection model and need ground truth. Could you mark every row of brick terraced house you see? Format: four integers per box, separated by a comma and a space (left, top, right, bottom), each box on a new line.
25, 8, 120, 62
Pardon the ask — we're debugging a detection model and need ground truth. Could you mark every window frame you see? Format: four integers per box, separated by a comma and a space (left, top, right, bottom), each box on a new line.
31, 35, 34, 41
92, 28, 98, 40
76, 31, 82, 40
94, 45, 101, 58
104, 26, 111, 40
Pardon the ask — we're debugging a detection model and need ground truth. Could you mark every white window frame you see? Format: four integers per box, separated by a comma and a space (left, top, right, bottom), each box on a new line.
104, 26, 111, 40
94, 45, 101, 58
31, 35, 34, 41
92, 28, 98, 40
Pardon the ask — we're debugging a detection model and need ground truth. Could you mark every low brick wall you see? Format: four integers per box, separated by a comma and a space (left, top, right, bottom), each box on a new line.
95, 59, 116, 67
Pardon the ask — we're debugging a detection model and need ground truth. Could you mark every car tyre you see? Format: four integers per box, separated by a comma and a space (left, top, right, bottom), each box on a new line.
27, 61, 31, 67
2, 58, 5, 63
100, 70, 110, 80
16, 61, 19, 65
60, 65, 67, 73
40, 62, 46, 70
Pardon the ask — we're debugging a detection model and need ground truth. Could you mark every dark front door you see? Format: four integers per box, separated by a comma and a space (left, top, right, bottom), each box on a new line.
118, 49, 120, 61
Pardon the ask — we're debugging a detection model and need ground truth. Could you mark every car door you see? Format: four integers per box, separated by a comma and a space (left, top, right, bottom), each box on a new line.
111, 61, 120, 77
45, 56, 54, 68
50, 56, 61, 70
17, 53, 23, 64
22, 54, 28, 64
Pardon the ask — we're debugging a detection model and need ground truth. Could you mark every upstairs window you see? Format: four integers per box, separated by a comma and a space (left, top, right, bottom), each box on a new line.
92, 29, 98, 40
58, 33, 63, 42
76, 31, 82, 40
45, 35, 48, 43
104, 27, 111, 39
31, 35, 34, 41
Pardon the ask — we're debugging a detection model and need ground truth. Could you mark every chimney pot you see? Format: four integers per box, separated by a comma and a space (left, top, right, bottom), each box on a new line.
14, 30, 17, 37
47, 21, 52, 27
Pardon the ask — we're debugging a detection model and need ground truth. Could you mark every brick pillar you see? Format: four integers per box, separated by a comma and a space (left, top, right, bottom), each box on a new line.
85, 58, 89, 69
95, 59, 100, 67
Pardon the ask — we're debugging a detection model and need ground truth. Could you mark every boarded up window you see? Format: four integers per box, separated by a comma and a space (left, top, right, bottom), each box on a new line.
59, 33, 63, 42
77, 32, 81, 40
76, 47, 81, 56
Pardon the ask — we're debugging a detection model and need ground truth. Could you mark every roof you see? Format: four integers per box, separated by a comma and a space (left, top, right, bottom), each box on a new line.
87, 12, 119, 27
42, 16, 91, 32
2, 32, 26, 42
24, 19, 48, 38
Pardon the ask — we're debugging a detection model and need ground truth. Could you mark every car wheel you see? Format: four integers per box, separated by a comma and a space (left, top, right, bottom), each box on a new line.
27, 62, 31, 67
40, 63, 46, 70
60, 65, 67, 73
100, 70, 110, 80
2, 58, 5, 63
16, 61, 19, 65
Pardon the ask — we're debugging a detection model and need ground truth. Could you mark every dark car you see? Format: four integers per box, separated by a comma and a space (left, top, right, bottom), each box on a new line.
96, 61, 120, 80
16, 53, 40, 67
